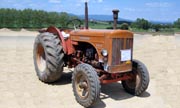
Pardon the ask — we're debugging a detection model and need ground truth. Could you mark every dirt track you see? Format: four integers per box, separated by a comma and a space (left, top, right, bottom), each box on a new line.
0, 34, 180, 108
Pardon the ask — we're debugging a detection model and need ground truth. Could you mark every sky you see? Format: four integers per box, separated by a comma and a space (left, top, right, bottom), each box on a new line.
0, 0, 180, 22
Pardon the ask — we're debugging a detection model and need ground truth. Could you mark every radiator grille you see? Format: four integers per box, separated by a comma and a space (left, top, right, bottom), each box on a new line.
112, 38, 133, 65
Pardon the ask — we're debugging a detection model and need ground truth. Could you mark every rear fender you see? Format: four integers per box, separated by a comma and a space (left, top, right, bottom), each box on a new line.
46, 26, 67, 54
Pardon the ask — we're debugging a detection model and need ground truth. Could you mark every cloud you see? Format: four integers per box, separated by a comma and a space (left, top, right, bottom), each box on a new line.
93, 0, 104, 3
76, 3, 82, 7
124, 8, 136, 12
97, 0, 103, 3
80, 0, 103, 3
145, 2, 172, 8
80, 0, 89, 2
49, 0, 61, 3
123, 8, 147, 12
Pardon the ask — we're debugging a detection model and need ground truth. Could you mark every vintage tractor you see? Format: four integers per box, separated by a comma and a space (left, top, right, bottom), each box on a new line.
33, 2, 149, 108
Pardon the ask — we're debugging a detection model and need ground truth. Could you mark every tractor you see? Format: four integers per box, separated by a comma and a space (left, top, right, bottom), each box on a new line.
33, 2, 149, 108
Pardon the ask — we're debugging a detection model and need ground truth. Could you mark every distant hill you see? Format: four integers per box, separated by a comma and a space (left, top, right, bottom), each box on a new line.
77, 14, 132, 22
150, 20, 173, 24
69, 13, 172, 25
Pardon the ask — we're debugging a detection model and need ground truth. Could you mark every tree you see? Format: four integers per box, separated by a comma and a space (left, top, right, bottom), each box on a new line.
0, 8, 80, 29
131, 18, 151, 30
120, 23, 129, 30
151, 24, 161, 32
58, 12, 70, 27
174, 18, 180, 28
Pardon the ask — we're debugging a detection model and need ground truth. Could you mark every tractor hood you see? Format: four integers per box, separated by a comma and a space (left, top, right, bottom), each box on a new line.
70, 29, 133, 38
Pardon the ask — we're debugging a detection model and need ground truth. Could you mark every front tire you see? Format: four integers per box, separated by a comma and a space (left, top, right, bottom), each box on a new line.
33, 32, 64, 83
122, 60, 149, 96
72, 64, 101, 108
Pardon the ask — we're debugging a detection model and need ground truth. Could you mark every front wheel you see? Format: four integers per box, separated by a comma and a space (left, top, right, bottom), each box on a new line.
72, 64, 101, 108
122, 60, 150, 96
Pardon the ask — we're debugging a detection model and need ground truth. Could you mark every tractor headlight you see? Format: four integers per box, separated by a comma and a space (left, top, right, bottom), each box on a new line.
101, 49, 108, 57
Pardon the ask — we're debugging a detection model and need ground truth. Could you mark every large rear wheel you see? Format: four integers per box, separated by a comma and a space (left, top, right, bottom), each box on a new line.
122, 60, 149, 96
33, 32, 64, 83
72, 64, 101, 107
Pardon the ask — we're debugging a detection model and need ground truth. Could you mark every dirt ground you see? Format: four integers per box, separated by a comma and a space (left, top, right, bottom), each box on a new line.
0, 31, 180, 108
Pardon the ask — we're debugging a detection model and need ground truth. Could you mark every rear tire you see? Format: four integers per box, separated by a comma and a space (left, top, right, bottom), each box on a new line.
72, 64, 101, 108
33, 32, 64, 83
122, 60, 149, 96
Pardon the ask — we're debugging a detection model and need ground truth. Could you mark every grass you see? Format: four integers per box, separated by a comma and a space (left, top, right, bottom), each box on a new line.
88, 21, 111, 29
2, 21, 180, 35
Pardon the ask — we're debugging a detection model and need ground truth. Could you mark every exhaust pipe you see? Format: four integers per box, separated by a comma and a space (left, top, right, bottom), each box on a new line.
85, 2, 89, 29
112, 9, 119, 29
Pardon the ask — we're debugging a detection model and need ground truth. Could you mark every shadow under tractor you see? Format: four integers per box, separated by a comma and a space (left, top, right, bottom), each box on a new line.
33, 2, 149, 108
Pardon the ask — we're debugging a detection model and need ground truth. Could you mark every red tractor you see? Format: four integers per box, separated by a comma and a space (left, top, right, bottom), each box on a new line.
33, 2, 149, 108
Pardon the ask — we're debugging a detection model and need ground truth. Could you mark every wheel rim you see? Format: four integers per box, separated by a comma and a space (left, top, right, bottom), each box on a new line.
75, 72, 90, 99
36, 43, 46, 72
135, 73, 141, 90
125, 70, 141, 90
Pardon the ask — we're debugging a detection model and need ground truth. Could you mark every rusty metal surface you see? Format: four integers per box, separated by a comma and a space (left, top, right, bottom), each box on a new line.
64, 38, 75, 55
70, 29, 133, 37
112, 38, 133, 65
85, 2, 89, 29
70, 29, 133, 73
99, 73, 132, 84
108, 63, 132, 73
46, 26, 67, 53
112, 9, 119, 29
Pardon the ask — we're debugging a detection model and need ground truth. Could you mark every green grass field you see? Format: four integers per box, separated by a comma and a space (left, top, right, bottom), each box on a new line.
7, 20, 180, 35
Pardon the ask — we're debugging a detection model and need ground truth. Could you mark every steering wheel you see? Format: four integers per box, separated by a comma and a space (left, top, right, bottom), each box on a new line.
66, 19, 83, 30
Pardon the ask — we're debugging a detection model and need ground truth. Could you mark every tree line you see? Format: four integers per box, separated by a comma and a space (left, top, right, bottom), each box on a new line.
97, 18, 180, 31
0, 8, 179, 31
0, 8, 77, 28
123, 18, 180, 31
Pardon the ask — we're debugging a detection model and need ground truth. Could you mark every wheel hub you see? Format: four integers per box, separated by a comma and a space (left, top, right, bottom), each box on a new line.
76, 73, 89, 99
125, 70, 141, 90
79, 82, 88, 89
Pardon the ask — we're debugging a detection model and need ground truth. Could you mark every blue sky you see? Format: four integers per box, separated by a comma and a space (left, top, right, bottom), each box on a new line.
0, 0, 179, 22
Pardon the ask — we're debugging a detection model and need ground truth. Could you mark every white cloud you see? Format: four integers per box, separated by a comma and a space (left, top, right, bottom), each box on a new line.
29, 3, 37, 7
80, 0, 89, 2
13, 3, 23, 8
76, 3, 82, 7
93, 0, 103, 3
145, 2, 172, 8
49, 0, 61, 3
97, 0, 103, 3
123, 8, 147, 12
124, 8, 136, 12
80, 0, 103, 3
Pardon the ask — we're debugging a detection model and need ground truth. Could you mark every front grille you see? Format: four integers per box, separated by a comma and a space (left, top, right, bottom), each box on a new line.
112, 38, 133, 65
